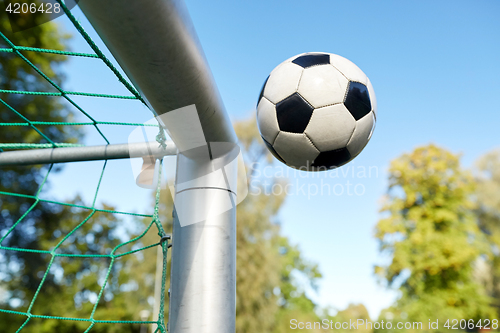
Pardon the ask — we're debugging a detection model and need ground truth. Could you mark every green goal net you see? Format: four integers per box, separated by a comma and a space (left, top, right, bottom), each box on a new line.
0, 1, 170, 332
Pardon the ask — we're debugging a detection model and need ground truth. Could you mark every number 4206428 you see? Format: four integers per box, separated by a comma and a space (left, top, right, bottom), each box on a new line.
444, 319, 498, 330
5, 2, 61, 14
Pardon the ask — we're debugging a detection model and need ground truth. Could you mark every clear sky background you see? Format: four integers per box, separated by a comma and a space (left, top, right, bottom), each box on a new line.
42, 0, 500, 319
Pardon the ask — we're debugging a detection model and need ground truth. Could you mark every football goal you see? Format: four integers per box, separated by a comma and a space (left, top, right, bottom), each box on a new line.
0, 1, 238, 333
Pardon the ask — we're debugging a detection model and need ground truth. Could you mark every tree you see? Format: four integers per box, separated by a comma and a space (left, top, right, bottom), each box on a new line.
374, 145, 494, 332
326, 303, 372, 333
0, 6, 85, 332
474, 150, 500, 312
233, 117, 322, 333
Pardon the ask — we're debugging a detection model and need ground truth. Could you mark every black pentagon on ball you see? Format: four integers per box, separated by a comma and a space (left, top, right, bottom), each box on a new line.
344, 81, 371, 121
292, 53, 330, 68
312, 148, 351, 169
257, 75, 269, 107
261, 136, 286, 164
276, 93, 314, 133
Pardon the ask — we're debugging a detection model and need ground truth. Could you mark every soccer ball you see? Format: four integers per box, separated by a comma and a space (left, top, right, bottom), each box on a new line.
256, 52, 377, 171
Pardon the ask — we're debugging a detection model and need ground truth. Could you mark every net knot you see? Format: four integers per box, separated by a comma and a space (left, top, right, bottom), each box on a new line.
160, 235, 171, 243
156, 129, 167, 149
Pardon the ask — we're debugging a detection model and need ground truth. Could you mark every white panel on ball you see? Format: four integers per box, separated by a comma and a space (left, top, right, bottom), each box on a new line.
297, 65, 349, 109
305, 104, 356, 152
367, 78, 377, 119
264, 62, 303, 104
257, 97, 280, 144
346, 112, 375, 158
329, 54, 368, 85
273, 132, 320, 169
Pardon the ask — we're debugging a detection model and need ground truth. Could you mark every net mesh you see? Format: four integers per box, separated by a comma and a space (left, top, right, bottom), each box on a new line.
0, 1, 170, 332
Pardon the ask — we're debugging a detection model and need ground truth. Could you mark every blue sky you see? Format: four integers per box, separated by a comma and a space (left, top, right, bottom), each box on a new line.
43, 0, 500, 319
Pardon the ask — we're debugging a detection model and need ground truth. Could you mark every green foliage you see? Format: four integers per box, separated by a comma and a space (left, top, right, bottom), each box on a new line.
0, 195, 160, 332
0, 5, 79, 147
0, 8, 86, 333
474, 150, 500, 311
327, 304, 372, 333
0, 0, 78, 280
235, 188, 283, 333
374, 145, 495, 332
0, 4, 78, 216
